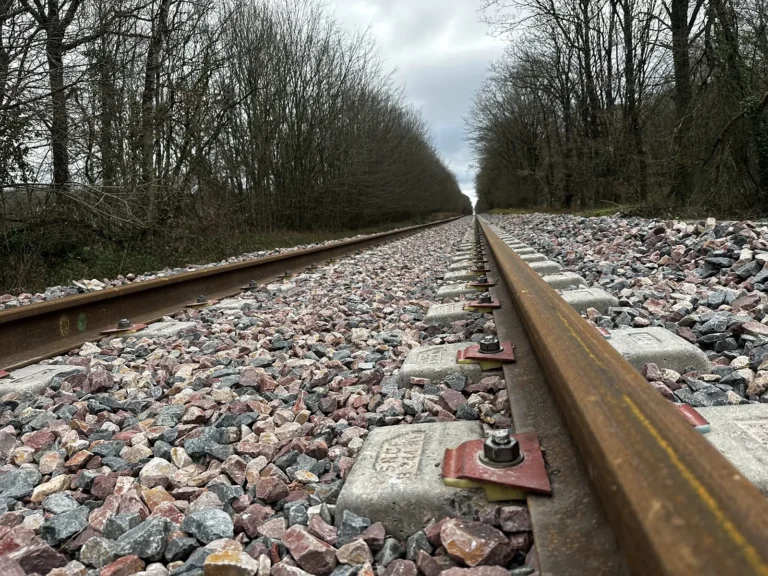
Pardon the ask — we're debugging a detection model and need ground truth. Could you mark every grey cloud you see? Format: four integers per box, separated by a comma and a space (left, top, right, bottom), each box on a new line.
328, 0, 504, 207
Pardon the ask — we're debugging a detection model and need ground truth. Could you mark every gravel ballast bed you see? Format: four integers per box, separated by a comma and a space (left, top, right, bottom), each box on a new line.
488, 213, 768, 407
0, 218, 536, 576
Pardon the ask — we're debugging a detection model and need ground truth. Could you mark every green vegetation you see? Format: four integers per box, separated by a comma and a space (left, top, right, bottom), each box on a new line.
2, 213, 459, 294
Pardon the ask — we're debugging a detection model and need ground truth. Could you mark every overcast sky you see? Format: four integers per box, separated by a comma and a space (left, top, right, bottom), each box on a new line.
326, 0, 506, 206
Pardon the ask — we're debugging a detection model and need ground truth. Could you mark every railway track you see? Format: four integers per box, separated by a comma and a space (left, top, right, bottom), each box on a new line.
0, 217, 459, 373
0, 216, 766, 576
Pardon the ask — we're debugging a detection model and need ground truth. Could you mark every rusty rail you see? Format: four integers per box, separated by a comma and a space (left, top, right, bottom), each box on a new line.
478, 219, 768, 576
0, 217, 462, 371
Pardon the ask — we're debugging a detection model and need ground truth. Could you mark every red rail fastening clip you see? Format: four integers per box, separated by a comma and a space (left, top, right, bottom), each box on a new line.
676, 404, 710, 434
467, 279, 496, 290
443, 432, 551, 501
0, 370, 9, 379
457, 339, 516, 370
464, 298, 502, 312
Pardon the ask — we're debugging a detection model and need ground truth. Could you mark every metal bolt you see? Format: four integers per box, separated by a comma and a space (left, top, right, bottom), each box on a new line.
479, 335, 501, 354
117, 319, 131, 329
478, 292, 492, 304
476, 275, 489, 284
197, 295, 208, 304
483, 429, 522, 465
248, 280, 258, 289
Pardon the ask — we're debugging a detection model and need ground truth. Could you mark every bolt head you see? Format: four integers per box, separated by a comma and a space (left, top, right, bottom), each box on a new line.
117, 319, 131, 329
197, 295, 208, 303
479, 335, 501, 354
483, 431, 521, 464
478, 292, 492, 303
476, 275, 488, 284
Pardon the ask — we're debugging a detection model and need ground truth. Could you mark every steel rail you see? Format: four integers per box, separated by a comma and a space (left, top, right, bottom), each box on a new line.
0, 216, 462, 371
478, 219, 768, 576
479, 233, 628, 575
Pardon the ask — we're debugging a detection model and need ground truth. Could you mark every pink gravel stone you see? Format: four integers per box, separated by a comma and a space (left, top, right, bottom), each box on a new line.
383, 559, 417, 576
258, 517, 287, 539
440, 519, 514, 567
282, 525, 337, 576
254, 477, 289, 503
308, 515, 337, 546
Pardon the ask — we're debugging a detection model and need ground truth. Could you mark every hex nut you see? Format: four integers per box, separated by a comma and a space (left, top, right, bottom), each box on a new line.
483, 431, 522, 465
479, 336, 501, 354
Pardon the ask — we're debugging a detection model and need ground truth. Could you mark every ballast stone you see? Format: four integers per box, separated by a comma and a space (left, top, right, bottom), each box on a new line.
696, 404, 768, 494
0, 364, 85, 396
335, 422, 491, 539
136, 321, 197, 339
398, 343, 482, 386
424, 303, 472, 326
527, 261, 562, 276
541, 272, 588, 290
561, 288, 619, 314
436, 284, 478, 300
608, 327, 710, 374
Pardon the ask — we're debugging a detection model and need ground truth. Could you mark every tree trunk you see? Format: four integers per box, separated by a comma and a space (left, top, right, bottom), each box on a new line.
99, 46, 116, 187
621, 0, 648, 201
47, 32, 70, 187
141, 0, 171, 190
563, 97, 574, 208
670, 0, 694, 202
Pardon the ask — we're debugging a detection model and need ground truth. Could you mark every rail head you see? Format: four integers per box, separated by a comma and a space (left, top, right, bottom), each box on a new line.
479, 220, 768, 576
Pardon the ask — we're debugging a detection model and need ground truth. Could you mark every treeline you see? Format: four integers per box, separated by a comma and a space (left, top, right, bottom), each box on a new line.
0, 0, 470, 290
468, 0, 768, 214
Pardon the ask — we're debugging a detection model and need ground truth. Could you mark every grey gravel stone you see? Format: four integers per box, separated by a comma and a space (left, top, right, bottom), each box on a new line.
165, 536, 199, 563
170, 548, 213, 576
405, 531, 433, 560
40, 506, 89, 545
337, 510, 371, 547
0, 469, 39, 500
181, 509, 234, 544
103, 512, 143, 540
443, 373, 467, 392
375, 538, 406, 568
114, 518, 170, 562
42, 492, 80, 514
79, 537, 115, 568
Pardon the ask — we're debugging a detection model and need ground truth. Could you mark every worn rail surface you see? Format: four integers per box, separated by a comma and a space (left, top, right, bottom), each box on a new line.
478, 219, 768, 576
0, 217, 459, 371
